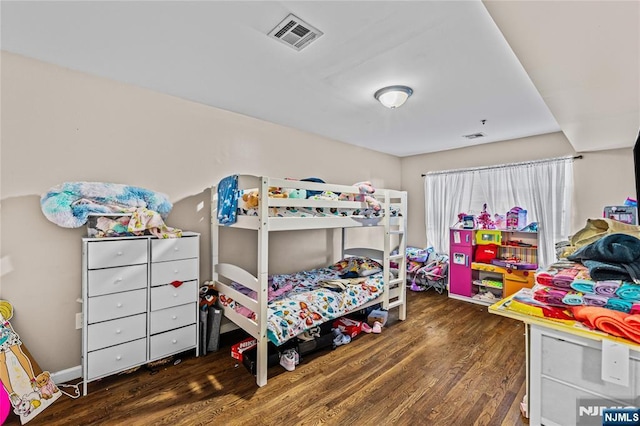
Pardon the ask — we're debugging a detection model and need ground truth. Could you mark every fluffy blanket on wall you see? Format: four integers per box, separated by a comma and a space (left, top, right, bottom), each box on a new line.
41, 182, 173, 228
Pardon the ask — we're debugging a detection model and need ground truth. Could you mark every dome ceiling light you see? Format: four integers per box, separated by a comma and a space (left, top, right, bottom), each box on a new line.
374, 85, 413, 109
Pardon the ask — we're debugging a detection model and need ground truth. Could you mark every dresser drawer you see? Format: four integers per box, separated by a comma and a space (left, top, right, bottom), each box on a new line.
540, 333, 640, 399
539, 376, 623, 426
151, 259, 198, 287
149, 324, 196, 360
150, 303, 196, 335
151, 237, 199, 262
150, 280, 197, 311
87, 338, 147, 380
88, 264, 147, 297
87, 313, 146, 352
87, 239, 148, 269
88, 288, 147, 324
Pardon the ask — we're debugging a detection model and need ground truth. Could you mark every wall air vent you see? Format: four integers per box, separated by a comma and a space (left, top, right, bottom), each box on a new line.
268, 13, 323, 51
463, 132, 486, 140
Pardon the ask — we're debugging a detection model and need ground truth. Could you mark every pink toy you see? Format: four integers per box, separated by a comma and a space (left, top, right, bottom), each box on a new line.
476, 204, 495, 229
339, 181, 381, 211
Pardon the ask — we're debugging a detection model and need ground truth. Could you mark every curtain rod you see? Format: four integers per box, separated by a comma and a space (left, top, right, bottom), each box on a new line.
421, 154, 583, 177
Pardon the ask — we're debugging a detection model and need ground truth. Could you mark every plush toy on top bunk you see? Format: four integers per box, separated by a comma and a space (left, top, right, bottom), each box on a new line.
240, 192, 259, 210
338, 181, 381, 213
284, 188, 307, 199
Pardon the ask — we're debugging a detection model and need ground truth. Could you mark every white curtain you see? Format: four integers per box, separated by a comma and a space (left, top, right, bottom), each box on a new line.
425, 156, 575, 267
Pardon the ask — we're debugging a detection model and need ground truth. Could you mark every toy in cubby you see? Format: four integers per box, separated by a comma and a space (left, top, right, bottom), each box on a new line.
506, 206, 527, 230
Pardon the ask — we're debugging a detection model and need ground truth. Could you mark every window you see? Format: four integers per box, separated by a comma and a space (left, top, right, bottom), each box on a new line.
425, 156, 575, 267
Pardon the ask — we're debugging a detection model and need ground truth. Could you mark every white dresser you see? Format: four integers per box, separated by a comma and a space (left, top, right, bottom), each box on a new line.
490, 298, 640, 426
529, 324, 640, 426
81, 233, 200, 395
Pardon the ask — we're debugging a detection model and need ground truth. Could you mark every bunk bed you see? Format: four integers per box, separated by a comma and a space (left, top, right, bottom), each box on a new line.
210, 175, 408, 386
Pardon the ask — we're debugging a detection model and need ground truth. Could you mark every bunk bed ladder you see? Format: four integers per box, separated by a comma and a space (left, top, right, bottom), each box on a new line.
385, 190, 407, 320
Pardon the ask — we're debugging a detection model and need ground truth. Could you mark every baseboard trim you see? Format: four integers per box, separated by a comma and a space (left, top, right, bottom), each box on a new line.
51, 365, 82, 384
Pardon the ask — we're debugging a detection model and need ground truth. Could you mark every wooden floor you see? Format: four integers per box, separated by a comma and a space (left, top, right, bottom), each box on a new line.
7, 291, 530, 426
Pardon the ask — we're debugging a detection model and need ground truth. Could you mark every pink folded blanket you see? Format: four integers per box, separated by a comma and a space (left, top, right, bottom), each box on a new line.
571, 306, 640, 344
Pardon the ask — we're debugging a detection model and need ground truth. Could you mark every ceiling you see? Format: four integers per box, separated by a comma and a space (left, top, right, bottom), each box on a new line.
1, 1, 638, 157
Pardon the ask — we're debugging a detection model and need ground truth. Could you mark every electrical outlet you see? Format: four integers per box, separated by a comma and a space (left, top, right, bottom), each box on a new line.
75, 313, 83, 330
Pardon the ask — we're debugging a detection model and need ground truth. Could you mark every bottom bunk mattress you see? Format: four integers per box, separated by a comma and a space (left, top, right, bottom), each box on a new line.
218, 257, 386, 345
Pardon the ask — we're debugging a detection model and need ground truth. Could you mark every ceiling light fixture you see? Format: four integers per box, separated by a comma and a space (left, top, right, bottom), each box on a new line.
374, 85, 413, 109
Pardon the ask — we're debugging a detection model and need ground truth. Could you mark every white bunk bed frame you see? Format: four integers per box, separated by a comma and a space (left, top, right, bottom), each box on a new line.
211, 175, 407, 386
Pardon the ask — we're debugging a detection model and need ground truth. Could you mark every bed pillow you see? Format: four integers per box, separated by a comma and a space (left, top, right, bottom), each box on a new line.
331, 257, 383, 277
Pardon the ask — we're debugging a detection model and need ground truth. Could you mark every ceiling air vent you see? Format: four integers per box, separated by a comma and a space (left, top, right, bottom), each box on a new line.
463, 132, 486, 140
268, 13, 323, 51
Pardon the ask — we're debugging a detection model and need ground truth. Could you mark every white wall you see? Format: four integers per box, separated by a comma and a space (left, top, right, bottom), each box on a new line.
0, 52, 402, 372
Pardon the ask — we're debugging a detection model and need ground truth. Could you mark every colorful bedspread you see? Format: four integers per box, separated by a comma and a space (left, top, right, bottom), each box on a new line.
218, 267, 385, 346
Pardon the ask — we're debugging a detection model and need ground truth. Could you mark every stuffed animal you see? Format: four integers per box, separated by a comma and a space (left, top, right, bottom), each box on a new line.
284, 188, 307, 199
240, 192, 259, 210
339, 181, 381, 211
268, 187, 288, 198
310, 191, 339, 201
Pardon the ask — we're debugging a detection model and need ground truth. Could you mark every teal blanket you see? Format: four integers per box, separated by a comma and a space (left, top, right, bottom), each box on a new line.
41, 182, 172, 228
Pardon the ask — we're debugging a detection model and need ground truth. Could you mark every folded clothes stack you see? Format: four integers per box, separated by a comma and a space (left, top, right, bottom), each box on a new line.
525, 230, 640, 343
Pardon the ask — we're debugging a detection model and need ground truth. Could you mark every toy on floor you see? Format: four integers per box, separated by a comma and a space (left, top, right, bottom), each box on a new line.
0, 300, 61, 424
410, 256, 449, 294
400, 247, 449, 293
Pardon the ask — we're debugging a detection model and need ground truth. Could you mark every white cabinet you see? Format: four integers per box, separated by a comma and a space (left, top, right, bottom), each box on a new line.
529, 325, 640, 426
81, 233, 200, 395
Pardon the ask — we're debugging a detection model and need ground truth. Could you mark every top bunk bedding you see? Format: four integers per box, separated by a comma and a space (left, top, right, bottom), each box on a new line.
215, 175, 406, 229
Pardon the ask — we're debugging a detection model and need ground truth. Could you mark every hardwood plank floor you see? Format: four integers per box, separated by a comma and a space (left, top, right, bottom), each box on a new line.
6, 291, 530, 426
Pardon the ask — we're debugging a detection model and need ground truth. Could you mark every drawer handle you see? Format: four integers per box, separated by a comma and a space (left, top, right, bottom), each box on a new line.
115, 329, 121, 334
115, 278, 123, 283
174, 247, 179, 251
116, 355, 122, 361
171, 315, 177, 320
116, 303, 123, 308
173, 293, 178, 298
172, 339, 177, 344
174, 270, 179, 274
117, 251, 123, 256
